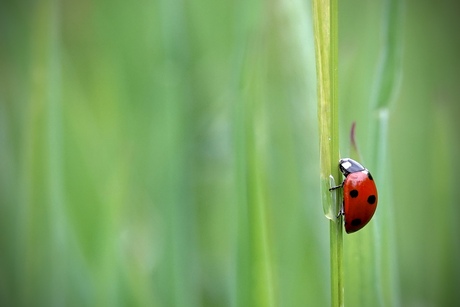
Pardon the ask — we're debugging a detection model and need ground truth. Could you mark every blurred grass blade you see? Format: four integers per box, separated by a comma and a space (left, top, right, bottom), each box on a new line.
370, 0, 404, 112
369, 0, 404, 306
345, 0, 403, 306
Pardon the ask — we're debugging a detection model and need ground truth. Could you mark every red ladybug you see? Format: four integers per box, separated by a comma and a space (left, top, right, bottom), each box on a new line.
329, 158, 378, 233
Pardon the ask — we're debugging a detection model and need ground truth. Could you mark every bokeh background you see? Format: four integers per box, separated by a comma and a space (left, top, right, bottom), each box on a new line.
1, 0, 459, 306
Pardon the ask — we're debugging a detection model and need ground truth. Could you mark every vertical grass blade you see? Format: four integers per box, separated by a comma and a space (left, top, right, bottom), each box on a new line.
312, 0, 342, 305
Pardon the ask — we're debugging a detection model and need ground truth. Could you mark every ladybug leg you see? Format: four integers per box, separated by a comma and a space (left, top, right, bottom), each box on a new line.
329, 181, 344, 191
337, 203, 344, 218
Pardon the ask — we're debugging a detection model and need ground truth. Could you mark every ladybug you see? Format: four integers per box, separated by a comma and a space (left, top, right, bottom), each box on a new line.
329, 158, 378, 233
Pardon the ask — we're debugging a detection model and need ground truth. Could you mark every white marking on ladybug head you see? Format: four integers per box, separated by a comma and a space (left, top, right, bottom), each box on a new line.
342, 161, 352, 170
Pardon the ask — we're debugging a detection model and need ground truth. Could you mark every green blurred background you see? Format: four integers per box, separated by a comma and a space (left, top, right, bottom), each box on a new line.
1, 0, 459, 306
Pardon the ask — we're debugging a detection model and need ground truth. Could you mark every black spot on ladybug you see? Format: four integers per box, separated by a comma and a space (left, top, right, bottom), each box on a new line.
367, 172, 373, 180
367, 195, 376, 205
350, 190, 358, 198
351, 219, 361, 226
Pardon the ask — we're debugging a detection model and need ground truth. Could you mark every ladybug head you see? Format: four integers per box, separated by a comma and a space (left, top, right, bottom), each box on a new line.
338, 158, 366, 177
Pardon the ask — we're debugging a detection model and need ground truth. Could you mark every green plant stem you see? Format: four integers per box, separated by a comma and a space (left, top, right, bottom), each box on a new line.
312, 0, 342, 306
